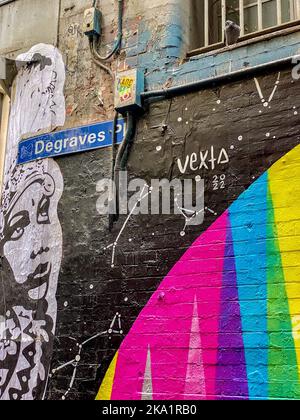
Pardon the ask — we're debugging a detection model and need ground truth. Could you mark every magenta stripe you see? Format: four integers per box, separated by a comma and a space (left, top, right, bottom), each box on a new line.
111, 212, 228, 400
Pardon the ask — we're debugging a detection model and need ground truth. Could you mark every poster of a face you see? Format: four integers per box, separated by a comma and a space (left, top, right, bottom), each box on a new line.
0, 44, 65, 400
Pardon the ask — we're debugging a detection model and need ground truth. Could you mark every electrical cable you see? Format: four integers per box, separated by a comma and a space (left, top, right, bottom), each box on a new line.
92, 0, 123, 62
120, 117, 136, 170
89, 37, 114, 79
112, 112, 136, 225
108, 111, 119, 231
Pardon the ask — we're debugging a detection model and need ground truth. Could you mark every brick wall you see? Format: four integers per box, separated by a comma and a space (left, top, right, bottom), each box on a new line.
48, 68, 300, 400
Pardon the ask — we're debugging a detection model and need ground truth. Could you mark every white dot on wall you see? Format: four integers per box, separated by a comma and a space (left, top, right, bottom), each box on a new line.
156, 146, 162, 152
129, 238, 133, 243
178, 117, 183, 122
124, 297, 129, 302
195, 175, 201, 183
238, 136, 243, 141
217, 100, 221, 105
295, 111, 298, 116
263, 102, 269, 108
259, 110, 262, 114
75, 355, 81, 362
62, 396, 66, 401
185, 107, 188, 111
230, 145, 235, 150
213, 108, 216, 112
22, 376, 27, 383
89, 285, 94, 290
186, 121, 189, 125
180, 231, 186, 237
266, 133, 270, 138
64, 302, 68, 308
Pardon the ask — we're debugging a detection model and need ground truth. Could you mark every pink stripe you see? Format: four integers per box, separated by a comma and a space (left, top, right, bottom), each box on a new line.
111, 212, 228, 400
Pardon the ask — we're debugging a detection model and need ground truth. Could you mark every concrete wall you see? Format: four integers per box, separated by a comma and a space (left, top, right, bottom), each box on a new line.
0, 0, 60, 56
1, 0, 300, 401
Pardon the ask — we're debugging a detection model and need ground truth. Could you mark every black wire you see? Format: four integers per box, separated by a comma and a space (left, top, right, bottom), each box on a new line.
92, 0, 123, 61
112, 113, 136, 226
108, 111, 119, 231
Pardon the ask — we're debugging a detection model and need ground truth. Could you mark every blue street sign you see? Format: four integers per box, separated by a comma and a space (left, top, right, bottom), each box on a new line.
17, 119, 125, 164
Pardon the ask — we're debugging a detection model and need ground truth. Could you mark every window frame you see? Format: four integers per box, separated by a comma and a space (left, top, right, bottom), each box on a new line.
189, 0, 300, 56
0, 86, 10, 195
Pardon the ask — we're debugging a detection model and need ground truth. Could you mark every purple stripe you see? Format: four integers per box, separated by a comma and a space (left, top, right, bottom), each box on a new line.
216, 221, 249, 400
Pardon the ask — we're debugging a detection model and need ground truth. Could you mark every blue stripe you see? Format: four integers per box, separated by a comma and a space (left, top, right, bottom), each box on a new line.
229, 173, 268, 400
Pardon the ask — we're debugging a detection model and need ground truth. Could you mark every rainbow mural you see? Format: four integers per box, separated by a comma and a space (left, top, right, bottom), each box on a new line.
97, 144, 300, 401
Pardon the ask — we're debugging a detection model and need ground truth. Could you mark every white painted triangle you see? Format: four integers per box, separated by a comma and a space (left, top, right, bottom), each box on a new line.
141, 346, 153, 400
184, 296, 206, 399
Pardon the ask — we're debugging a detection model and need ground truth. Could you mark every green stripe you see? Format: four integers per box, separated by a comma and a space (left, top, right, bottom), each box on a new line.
267, 186, 300, 399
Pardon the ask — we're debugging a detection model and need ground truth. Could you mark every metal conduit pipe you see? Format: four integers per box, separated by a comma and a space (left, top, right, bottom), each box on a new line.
141, 55, 297, 100
108, 111, 119, 231
110, 113, 136, 228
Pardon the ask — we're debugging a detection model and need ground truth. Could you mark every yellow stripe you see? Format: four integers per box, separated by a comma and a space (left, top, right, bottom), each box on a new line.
269, 144, 300, 376
95, 352, 119, 400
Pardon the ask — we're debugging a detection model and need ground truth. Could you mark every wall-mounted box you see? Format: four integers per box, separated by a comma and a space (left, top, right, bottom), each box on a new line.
83, 7, 101, 37
114, 69, 145, 115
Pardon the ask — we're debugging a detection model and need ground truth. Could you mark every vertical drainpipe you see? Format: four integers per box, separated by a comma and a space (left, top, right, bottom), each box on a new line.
163, 0, 186, 60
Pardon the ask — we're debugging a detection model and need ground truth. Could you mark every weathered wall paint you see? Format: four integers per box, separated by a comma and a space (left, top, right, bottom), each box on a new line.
0, 44, 65, 400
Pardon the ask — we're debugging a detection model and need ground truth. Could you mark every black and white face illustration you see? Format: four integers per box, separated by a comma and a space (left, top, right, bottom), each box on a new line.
3, 168, 62, 289
0, 161, 63, 400
0, 44, 65, 400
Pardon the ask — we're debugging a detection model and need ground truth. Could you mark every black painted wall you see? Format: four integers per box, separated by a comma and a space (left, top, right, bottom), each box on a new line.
47, 68, 300, 400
